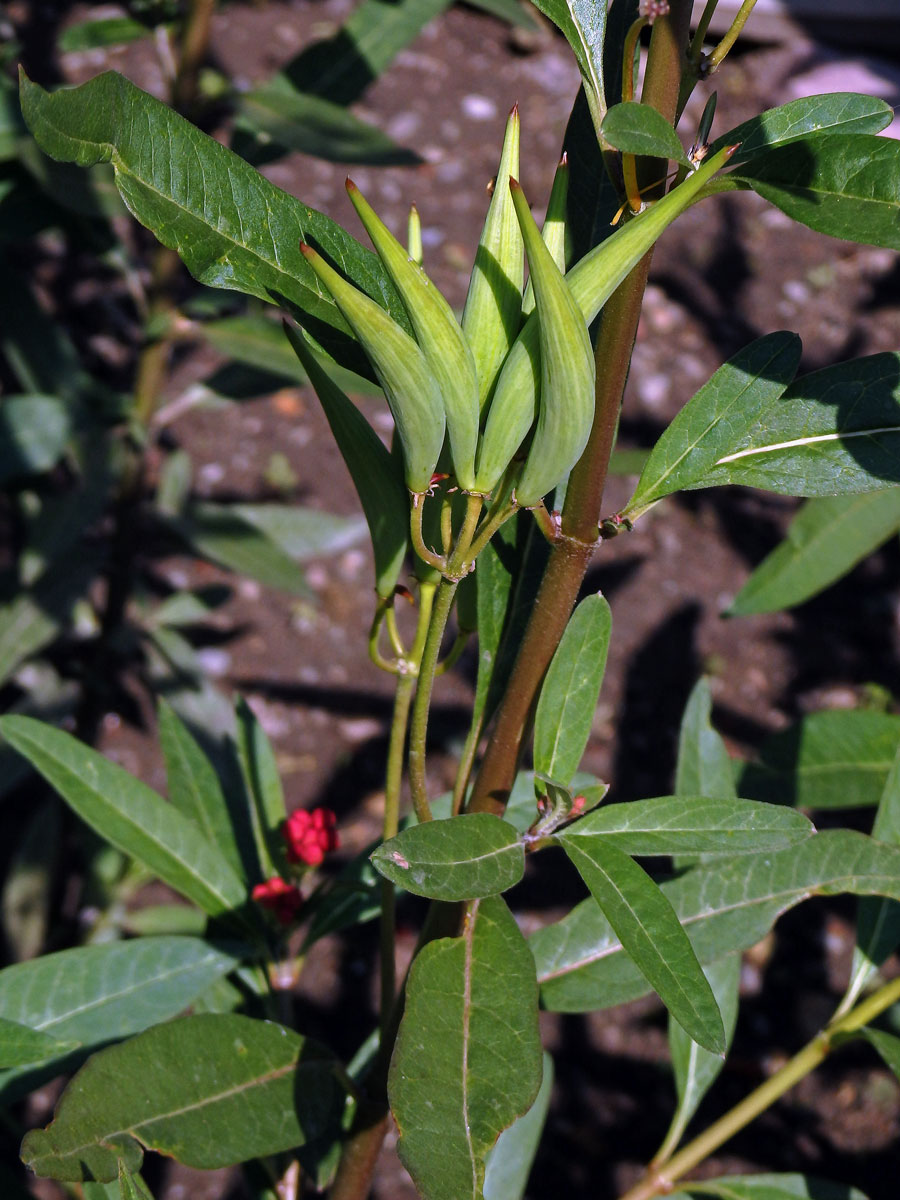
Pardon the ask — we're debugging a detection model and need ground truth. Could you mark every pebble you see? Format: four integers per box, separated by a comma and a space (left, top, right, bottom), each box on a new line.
195, 648, 231, 677
461, 94, 497, 121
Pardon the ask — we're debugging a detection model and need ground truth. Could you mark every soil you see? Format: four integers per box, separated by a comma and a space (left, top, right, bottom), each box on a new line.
8, 2, 900, 1198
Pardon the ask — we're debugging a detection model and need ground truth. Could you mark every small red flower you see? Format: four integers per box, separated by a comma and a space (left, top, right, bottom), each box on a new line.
283, 807, 340, 867
252, 876, 304, 925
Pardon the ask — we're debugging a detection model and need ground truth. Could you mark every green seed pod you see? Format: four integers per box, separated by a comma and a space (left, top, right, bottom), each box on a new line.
474, 145, 736, 494
407, 203, 423, 266
283, 322, 409, 599
522, 153, 569, 317
461, 105, 524, 414
346, 180, 479, 491
508, 177, 594, 508
299, 243, 445, 493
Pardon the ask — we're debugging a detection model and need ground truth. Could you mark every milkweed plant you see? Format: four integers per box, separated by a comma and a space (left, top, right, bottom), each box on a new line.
3, 1, 900, 1199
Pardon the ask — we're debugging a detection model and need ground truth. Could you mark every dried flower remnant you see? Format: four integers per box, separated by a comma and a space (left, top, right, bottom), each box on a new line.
251, 877, 304, 925
283, 807, 340, 867
639, 0, 670, 21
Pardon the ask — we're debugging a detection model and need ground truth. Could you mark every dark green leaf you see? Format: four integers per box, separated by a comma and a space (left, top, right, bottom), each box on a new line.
389, 896, 542, 1200
730, 491, 900, 614
710, 93, 894, 162
0, 260, 85, 399
21, 1014, 345, 1182
533, 593, 611, 786
234, 696, 286, 880
601, 102, 690, 166
676, 679, 736, 801
687, 353, 900, 497
0, 395, 70, 481
0, 716, 248, 917
737, 710, 900, 809
556, 835, 725, 1052
624, 333, 802, 517
561, 796, 813, 856
157, 699, 244, 878
483, 1051, 553, 1200
230, 502, 366, 560
372, 814, 524, 900
0, 1017, 77, 1068
171, 502, 307, 593
534, 829, 900, 1012
860, 1027, 900, 1081
529, 0, 606, 118
1, 797, 61, 961
733, 134, 900, 249
669, 1174, 869, 1200
0, 938, 240, 1103
563, 85, 621, 263
19, 70, 411, 374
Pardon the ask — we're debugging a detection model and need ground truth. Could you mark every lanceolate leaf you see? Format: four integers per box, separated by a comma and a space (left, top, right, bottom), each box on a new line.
624, 333, 802, 518
533, 594, 611, 786
389, 896, 542, 1200
601, 102, 690, 167
529, 0, 606, 124
560, 796, 813, 857
555, 836, 725, 1053
684, 353, 900, 497
0, 716, 247, 918
0, 939, 240, 1103
732, 134, 900, 249
234, 696, 287, 881
860, 1027, 900, 1082
0, 1017, 77, 1068
668, 1174, 870, 1200
170, 503, 307, 593
371, 814, 524, 900
483, 1051, 554, 1200
18, 70, 411, 374
730, 490, 900, 615
709, 93, 894, 162
21, 1014, 345, 1182
534, 829, 900, 1012
737, 710, 900, 810
676, 679, 736, 801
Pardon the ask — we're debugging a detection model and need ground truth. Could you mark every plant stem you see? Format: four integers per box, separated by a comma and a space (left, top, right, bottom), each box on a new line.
379, 672, 415, 1034
407, 578, 458, 822
707, 0, 759, 73
623, 975, 900, 1200
410, 493, 447, 573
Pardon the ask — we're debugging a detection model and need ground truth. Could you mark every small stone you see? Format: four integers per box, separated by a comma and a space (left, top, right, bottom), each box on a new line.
461, 94, 497, 121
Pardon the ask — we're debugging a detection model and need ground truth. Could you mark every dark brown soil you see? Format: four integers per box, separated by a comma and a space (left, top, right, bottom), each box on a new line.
8, 2, 900, 1197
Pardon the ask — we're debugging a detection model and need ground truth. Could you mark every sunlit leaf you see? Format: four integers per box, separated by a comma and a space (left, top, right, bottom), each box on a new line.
710, 93, 894, 161
601, 101, 690, 166
371, 814, 524, 900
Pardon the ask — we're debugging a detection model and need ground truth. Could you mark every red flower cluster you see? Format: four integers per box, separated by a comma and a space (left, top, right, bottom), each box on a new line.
283, 807, 339, 867
251, 877, 304, 925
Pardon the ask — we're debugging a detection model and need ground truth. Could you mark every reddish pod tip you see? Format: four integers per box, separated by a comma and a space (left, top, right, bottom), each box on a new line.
559, 151, 569, 167
345, 177, 358, 194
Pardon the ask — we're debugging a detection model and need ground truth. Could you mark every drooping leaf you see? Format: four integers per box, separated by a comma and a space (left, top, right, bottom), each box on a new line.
737, 710, 900, 810
730, 490, 900, 614
668, 1174, 869, 1200
21, 1014, 345, 1182
0, 1017, 78, 1068
560, 796, 813, 856
623, 333, 802, 518
0, 938, 241, 1103
658, 955, 741, 1160
483, 1050, 554, 1200
389, 896, 543, 1200
371, 814, 524, 900
533, 593, 611, 786
732, 134, 900, 249
0, 716, 248, 918
18, 70, 411, 375
534, 829, 900, 1012
601, 101, 690, 166
676, 679, 736, 801
709, 93, 894, 162
157, 699, 244, 878
555, 835, 725, 1053
529, 0, 606, 123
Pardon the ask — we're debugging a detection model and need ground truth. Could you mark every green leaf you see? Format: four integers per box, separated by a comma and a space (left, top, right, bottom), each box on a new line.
483, 1051, 553, 1200
684, 353, 900, 497
676, 679, 736, 801
729, 490, 900, 614
668, 1174, 869, 1200
737, 710, 900, 809
0, 394, 71, 481
860, 1027, 900, 1081
624, 333, 802, 518
371, 814, 524, 900
389, 896, 543, 1200
235, 80, 420, 167
732, 134, 900, 249
555, 835, 725, 1053
0, 938, 241, 1103
1, 797, 61, 960
534, 829, 900, 1012
57, 16, 152, 52
157, 699, 244, 878
234, 696, 286, 880
229, 502, 366, 560
659, 956, 741, 1159
601, 102, 690, 166
18, 70, 411, 375
533, 593, 611, 786
21, 1014, 345, 1182
170, 502, 308, 593
529, 0, 606, 120
560, 796, 813, 856
0, 261, 85, 399
0, 716, 247, 917
709, 93, 895, 162
0, 1017, 78, 1068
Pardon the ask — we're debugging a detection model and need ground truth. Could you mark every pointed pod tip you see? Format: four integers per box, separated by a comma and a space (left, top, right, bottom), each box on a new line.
345, 177, 358, 193
725, 142, 741, 158
559, 151, 568, 167
510, 102, 519, 117
299, 242, 316, 260
509, 176, 522, 192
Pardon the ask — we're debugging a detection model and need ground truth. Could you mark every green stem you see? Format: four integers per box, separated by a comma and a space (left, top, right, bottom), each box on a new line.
689, 0, 720, 63
707, 0, 759, 73
451, 712, 483, 816
466, 497, 516, 563
410, 492, 447, 574
625, 976, 900, 1199
407, 578, 458, 822
621, 17, 648, 104
379, 672, 415, 1034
